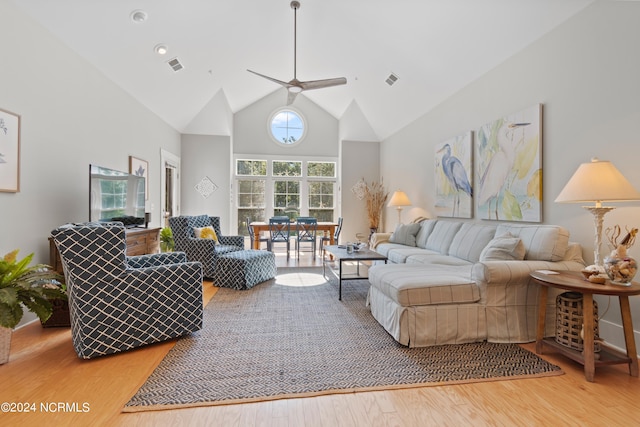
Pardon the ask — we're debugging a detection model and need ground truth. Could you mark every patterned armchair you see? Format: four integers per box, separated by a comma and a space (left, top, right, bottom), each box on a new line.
169, 215, 244, 278
51, 222, 203, 359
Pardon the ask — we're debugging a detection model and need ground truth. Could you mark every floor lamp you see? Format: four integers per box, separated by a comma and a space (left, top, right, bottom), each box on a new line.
388, 190, 412, 225
555, 158, 640, 268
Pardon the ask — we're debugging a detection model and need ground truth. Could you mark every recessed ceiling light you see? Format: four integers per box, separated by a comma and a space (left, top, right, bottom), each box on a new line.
154, 44, 168, 55
130, 10, 147, 23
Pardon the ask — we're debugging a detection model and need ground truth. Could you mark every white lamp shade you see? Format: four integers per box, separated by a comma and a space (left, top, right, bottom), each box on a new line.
388, 190, 411, 207
555, 158, 640, 204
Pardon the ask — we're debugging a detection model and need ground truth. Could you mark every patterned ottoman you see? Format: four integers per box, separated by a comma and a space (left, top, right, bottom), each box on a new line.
213, 250, 276, 290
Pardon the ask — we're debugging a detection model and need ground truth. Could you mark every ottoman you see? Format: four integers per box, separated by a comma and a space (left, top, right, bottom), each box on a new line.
213, 249, 276, 290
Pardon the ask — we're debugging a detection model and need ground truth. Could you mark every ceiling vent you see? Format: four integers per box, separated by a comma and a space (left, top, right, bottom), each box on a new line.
385, 73, 399, 86
167, 57, 184, 73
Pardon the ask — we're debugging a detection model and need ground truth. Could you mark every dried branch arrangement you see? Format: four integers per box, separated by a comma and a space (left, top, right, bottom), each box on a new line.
363, 178, 388, 229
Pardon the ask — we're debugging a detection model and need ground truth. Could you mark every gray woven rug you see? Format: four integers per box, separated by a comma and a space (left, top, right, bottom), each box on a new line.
123, 267, 562, 412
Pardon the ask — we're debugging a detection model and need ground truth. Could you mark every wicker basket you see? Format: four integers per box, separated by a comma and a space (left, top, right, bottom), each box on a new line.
555, 291, 600, 352
41, 298, 71, 328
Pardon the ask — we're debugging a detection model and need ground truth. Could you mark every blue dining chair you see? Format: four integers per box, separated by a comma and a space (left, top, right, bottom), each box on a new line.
295, 217, 318, 260
268, 216, 291, 259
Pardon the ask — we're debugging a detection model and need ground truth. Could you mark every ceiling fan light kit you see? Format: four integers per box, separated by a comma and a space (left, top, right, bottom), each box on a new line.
247, 1, 347, 105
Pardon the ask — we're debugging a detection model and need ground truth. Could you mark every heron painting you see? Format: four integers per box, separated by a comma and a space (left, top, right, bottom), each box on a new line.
435, 132, 473, 218
476, 104, 542, 222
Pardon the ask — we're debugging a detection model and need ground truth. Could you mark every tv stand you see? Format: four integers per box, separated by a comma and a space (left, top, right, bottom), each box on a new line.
49, 227, 161, 274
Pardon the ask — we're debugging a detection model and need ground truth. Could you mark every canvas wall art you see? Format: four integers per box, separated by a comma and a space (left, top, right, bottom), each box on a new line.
476, 104, 542, 222
0, 108, 21, 192
435, 131, 473, 218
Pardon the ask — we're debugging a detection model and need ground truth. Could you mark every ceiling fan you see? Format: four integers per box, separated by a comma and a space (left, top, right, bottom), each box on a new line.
247, 1, 347, 105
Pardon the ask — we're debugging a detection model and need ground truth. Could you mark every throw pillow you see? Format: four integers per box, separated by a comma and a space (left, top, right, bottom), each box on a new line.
194, 226, 218, 243
388, 223, 421, 247
479, 232, 526, 261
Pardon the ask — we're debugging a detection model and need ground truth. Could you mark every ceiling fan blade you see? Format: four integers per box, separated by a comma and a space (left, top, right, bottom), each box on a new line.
247, 69, 291, 88
299, 77, 347, 91
286, 90, 299, 105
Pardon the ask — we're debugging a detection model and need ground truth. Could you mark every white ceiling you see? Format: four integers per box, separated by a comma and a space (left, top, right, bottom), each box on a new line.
12, 0, 595, 140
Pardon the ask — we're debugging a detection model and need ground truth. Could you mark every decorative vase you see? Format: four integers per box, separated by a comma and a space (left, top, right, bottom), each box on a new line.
603, 246, 638, 286
0, 327, 12, 365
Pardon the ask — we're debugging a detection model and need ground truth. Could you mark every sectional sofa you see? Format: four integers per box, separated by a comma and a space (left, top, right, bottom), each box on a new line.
368, 220, 585, 347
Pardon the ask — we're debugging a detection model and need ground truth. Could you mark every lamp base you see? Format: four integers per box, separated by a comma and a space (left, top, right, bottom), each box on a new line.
583, 206, 615, 267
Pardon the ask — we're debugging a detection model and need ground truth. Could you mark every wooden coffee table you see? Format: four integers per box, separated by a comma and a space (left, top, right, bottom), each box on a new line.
323, 245, 387, 300
530, 270, 640, 382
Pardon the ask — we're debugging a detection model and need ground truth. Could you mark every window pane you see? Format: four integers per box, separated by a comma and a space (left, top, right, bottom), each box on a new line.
273, 161, 302, 177
237, 179, 265, 209
237, 160, 267, 176
308, 162, 336, 177
238, 209, 266, 235
271, 111, 304, 145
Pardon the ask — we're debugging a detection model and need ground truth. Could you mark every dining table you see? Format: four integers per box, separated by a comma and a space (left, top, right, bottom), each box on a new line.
249, 221, 339, 250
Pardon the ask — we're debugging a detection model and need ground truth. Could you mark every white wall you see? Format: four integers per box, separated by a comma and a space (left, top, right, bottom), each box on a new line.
0, 2, 181, 327
180, 134, 233, 233
234, 89, 339, 157
380, 1, 640, 351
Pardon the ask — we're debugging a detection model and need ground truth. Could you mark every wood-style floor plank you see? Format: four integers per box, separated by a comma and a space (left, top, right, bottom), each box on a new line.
2, 251, 639, 426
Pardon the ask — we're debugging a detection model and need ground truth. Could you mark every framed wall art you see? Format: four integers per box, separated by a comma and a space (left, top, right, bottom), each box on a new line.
129, 156, 149, 200
435, 131, 473, 218
0, 108, 21, 193
476, 104, 542, 222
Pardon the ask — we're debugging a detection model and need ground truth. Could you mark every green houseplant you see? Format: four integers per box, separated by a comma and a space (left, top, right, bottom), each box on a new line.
0, 249, 66, 364
160, 227, 174, 252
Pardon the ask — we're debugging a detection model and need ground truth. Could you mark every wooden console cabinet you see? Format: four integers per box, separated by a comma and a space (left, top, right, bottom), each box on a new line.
49, 227, 161, 274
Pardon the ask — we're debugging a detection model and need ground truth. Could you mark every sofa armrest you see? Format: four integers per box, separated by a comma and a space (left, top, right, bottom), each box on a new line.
370, 232, 392, 249
472, 259, 586, 287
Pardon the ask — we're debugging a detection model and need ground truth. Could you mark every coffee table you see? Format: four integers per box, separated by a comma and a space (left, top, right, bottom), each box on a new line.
323, 245, 387, 300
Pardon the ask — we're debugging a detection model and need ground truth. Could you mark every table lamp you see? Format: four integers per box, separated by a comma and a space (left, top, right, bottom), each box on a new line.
555, 158, 640, 267
388, 190, 412, 224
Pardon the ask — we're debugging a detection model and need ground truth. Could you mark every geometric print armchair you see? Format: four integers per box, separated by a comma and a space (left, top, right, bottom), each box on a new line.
169, 215, 244, 278
51, 222, 203, 359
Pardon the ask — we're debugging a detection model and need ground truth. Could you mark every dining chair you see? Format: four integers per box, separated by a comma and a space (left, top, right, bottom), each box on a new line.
295, 217, 318, 260
319, 217, 343, 257
268, 216, 291, 259
246, 217, 270, 250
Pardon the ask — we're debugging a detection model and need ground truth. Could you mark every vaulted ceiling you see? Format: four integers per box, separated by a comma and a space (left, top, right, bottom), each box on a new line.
12, 0, 594, 140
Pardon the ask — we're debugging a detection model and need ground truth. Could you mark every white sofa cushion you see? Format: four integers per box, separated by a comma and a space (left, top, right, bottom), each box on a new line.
495, 224, 569, 262
368, 264, 480, 307
386, 247, 439, 264
415, 219, 437, 249
424, 221, 462, 254
448, 223, 497, 262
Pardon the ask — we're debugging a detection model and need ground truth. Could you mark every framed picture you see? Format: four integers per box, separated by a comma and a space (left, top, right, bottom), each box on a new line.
0, 108, 21, 192
129, 156, 149, 200
435, 131, 473, 218
476, 104, 542, 222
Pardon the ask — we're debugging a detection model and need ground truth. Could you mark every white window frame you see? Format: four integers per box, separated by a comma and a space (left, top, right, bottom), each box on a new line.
233, 154, 338, 232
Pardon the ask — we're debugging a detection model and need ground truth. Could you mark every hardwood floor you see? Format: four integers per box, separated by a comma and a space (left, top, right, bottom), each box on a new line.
2, 249, 639, 426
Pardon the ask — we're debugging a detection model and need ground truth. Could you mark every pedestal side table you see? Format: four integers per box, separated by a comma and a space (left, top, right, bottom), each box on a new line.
530, 270, 640, 382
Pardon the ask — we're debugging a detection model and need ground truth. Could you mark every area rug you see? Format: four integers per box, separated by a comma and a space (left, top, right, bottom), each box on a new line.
123, 267, 562, 412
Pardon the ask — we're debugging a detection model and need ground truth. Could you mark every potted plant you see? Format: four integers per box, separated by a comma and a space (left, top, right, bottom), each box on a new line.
0, 249, 66, 364
160, 227, 174, 252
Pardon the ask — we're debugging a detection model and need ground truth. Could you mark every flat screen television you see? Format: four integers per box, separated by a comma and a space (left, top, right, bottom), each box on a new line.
89, 164, 146, 228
